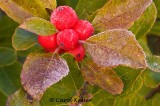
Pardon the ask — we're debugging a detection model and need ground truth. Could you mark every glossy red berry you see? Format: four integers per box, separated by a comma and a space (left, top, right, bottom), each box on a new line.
38, 34, 58, 52
57, 29, 79, 50
67, 44, 85, 61
50, 6, 78, 30
73, 20, 94, 40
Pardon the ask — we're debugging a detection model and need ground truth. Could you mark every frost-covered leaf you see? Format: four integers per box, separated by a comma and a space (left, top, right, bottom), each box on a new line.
0, 47, 17, 67
0, 0, 49, 23
130, 3, 157, 39
92, 0, 152, 32
12, 28, 37, 51
0, 62, 21, 96
41, 54, 84, 106
20, 17, 57, 36
84, 29, 147, 69
21, 52, 69, 100
40, 0, 57, 10
80, 57, 124, 95
147, 56, 160, 72
75, 0, 108, 21
7, 89, 40, 106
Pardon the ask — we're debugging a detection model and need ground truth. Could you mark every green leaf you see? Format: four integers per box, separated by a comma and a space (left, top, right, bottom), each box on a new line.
80, 57, 124, 95
147, 56, 160, 72
61, 53, 84, 89
0, 15, 18, 47
0, 47, 17, 67
0, 0, 49, 23
6, 89, 40, 106
57, 0, 78, 9
0, 62, 21, 96
92, 0, 152, 32
12, 28, 37, 51
40, 0, 57, 10
21, 52, 69, 100
126, 76, 143, 97
0, 10, 5, 20
152, 94, 160, 106
114, 94, 146, 106
143, 69, 160, 88
149, 21, 160, 36
0, 91, 7, 106
130, 3, 157, 39
75, 0, 108, 22
114, 66, 143, 96
154, 0, 160, 18
20, 17, 57, 36
85, 87, 115, 106
40, 53, 84, 106
0, 92, 7, 106
112, 77, 143, 106
84, 29, 147, 69
138, 36, 152, 56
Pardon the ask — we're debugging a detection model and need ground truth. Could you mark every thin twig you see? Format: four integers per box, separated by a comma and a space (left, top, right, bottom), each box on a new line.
145, 84, 160, 100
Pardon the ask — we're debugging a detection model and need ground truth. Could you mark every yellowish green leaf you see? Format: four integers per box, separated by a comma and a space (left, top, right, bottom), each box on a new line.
0, 0, 32, 23
130, 3, 157, 39
20, 17, 57, 36
143, 69, 160, 88
40, 0, 57, 10
149, 21, 160, 36
75, 0, 108, 21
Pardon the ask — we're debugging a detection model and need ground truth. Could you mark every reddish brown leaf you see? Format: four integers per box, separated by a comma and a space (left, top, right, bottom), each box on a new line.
84, 29, 147, 69
80, 57, 124, 95
92, 0, 152, 32
21, 52, 69, 100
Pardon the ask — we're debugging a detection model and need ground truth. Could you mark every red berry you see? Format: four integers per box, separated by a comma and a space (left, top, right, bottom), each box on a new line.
50, 6, 78, 30
67, 44, 85, 61
73, 20, 94, 40
38, 34, 58, 52
57, 29, 79, 50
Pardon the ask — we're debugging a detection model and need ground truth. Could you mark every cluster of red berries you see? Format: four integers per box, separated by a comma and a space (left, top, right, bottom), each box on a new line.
38, 6, 94, 61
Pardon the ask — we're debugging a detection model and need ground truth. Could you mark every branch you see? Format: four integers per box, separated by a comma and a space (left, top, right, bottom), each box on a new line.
145, 84, 160, 100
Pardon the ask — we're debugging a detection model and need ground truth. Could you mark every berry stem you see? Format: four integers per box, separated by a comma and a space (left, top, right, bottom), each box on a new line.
54, 47, 60, 54
78, 40, 85, 44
